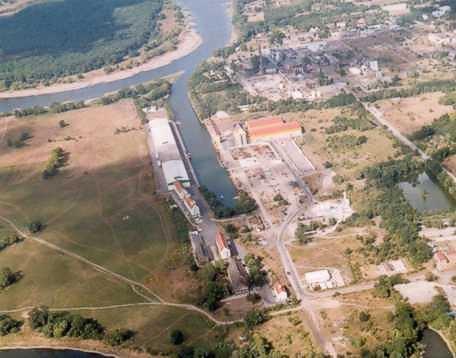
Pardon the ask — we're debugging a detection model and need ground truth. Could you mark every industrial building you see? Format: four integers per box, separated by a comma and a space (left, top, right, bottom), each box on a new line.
148, 117, 190, 190
304, 269, 345, 291
246, 117, 302, 142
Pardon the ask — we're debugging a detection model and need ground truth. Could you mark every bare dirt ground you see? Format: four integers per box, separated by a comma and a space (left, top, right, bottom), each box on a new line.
319, 290, 393, 355
375, 92, 453, 135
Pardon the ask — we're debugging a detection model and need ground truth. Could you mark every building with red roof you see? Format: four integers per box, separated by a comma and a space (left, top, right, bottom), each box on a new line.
246, 117, 301, 142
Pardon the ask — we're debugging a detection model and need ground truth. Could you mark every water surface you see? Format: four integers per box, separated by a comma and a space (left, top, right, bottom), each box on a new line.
0, 349, 111, 358
0, 0, 236, 206
422, 329, 454, 358
399, 173, 455, 213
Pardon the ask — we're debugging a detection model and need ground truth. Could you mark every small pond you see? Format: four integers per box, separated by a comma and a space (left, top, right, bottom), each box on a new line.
399, 173, 455, 213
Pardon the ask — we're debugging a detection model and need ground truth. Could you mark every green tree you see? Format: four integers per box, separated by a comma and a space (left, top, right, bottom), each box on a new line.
170, 329, 185, 345
0, 267, 17, 289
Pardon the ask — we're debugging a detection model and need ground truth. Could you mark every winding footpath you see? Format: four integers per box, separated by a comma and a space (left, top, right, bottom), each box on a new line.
0, 215, 243, 326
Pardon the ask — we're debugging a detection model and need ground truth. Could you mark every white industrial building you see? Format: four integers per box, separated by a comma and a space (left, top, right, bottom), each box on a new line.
304, 269, 345, 291
148, 117, 190, 190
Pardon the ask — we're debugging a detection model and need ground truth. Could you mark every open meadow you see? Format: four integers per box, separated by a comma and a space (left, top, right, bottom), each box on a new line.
374, 92, 454, 136
0, 100, 215, 353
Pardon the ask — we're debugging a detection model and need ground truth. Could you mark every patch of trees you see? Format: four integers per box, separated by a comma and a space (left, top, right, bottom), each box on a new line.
439, 91, 456, 107
104, 328, 135, 346
373, 187, 432, 265
326, 133, 368, 151
0, 234, 23, 252
0, 315, 22, 336
29, 307, 134, 346
42, 147, 67, 179
100, 80, 171, 106
374, 274, 407, 298
244, 309, 267, 329
6, 130, 31, 148
365, 295, 456, 357
364, 158, 432, 265
425, 159, 456, 201
325, 115, 374, 134
0, 0, 163, 89
364, 156, 422, 188
201, 187, 257, 219
0, 267, 20, 289
28, 220, 44, 233
244, 254, 268, 288
13, 101, 86, 118
362, 79, 456, 102
197, 261, 231, 311
170, 329, 185, 345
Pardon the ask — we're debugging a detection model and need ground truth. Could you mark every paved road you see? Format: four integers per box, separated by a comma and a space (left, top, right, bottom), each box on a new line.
363, 103, 429, 160
275, 204, 338, 357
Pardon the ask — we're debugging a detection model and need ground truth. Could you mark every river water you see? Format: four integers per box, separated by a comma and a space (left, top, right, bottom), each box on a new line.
0, 350, 111, 358
0, 0, 237, 206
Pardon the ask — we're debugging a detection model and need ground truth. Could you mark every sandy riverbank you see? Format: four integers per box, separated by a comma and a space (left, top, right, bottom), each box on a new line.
0, 29, 202, 100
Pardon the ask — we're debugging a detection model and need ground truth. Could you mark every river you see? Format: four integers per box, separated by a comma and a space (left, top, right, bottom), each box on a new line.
0, 0, 237, 206
0, 349, 112, 358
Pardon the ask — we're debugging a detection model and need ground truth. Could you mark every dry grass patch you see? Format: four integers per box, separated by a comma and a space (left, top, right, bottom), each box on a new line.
0, 100, 200, 305
375, 92, 453, 135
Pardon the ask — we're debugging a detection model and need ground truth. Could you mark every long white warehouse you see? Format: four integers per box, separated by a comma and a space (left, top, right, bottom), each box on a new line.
148, 117, 190, 189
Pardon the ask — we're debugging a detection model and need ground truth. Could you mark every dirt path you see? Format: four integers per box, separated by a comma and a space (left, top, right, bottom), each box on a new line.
0, 215, 243, 326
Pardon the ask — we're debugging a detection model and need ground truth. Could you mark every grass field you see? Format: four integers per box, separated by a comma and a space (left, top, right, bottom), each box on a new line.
0, 100, 215, 353
374, 92, 453, 136
0, 100, 200, 302
291, 106, 399, 185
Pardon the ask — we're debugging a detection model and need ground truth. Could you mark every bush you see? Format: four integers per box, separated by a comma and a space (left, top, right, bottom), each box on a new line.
245, 309, 267, 329
0, 315, 22, 336
105, 328, 135, 346
170, 329, 185, 345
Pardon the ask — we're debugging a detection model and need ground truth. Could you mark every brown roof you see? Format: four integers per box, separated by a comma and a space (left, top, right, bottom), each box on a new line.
216, 232, 229, 251
246, 117, 283, 130
174, 180, 185, 194
249, 122, 301, 139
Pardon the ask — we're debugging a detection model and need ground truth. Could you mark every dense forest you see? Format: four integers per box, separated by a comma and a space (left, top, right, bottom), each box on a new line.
0, 0, 163, 89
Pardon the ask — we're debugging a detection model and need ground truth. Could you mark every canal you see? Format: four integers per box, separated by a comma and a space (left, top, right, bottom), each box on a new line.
0, 0, 237, 206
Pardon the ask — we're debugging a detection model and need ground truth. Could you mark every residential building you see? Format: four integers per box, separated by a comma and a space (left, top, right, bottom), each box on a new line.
216, 232, 231, 259
172, 181, 201, 221
273, 283, 288, 302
